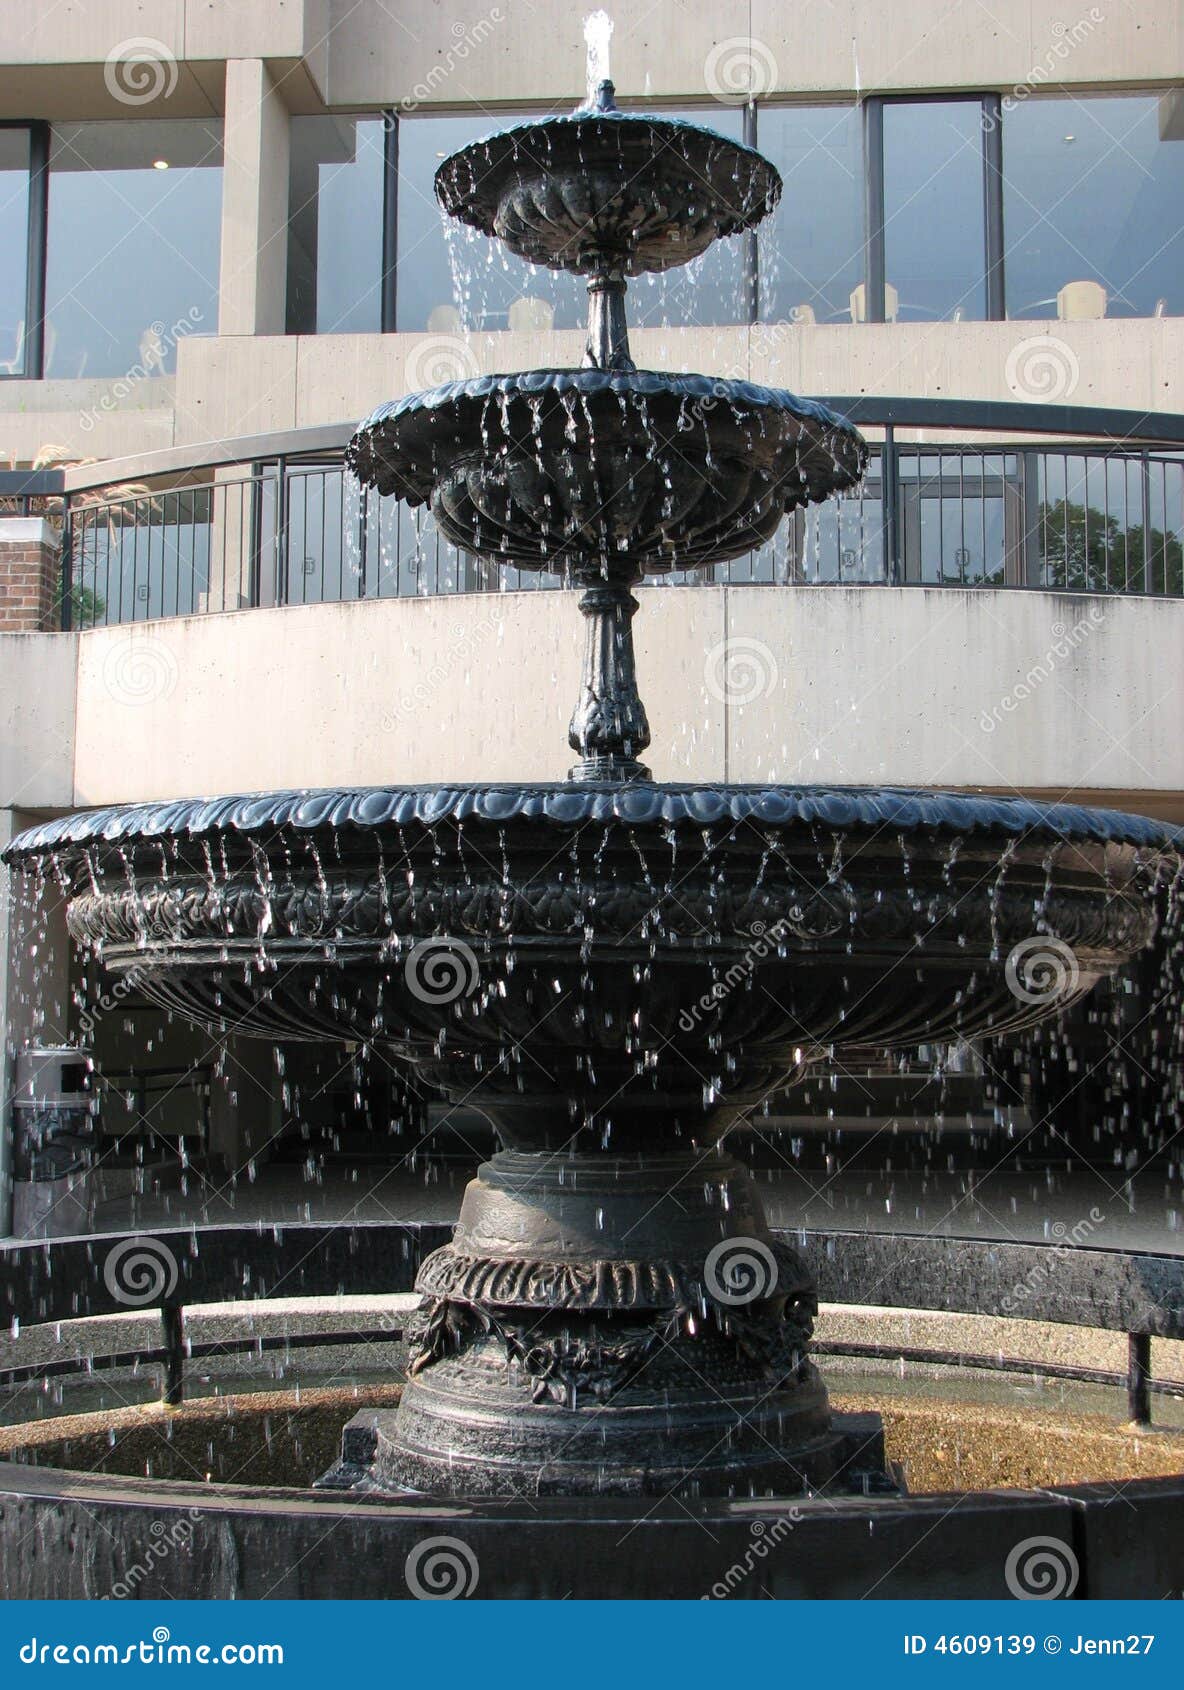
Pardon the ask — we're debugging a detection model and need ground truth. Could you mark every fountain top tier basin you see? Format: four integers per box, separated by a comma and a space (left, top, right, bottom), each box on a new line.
346, 370, 866, 572
434, 82, 781, 275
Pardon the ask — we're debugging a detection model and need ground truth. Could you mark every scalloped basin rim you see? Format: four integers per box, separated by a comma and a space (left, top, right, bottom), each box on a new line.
350, 368, 862, 442
434, 107, 781, 193
4, 784, 1181, 861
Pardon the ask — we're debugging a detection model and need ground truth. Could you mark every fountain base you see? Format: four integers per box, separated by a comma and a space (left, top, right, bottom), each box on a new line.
318, 1147, 897, 1499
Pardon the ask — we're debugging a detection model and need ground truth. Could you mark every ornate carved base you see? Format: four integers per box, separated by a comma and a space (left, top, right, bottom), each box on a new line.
327, 1148, 893, 1499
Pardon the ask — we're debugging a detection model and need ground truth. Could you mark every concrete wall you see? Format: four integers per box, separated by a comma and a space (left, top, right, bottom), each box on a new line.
2, 2, 1175, 107
321, 0, 1182, 106
168, 318, 1184, 446
21, 586, 1175, 812
9, 312, 1184, 464
0, 631, 77, 811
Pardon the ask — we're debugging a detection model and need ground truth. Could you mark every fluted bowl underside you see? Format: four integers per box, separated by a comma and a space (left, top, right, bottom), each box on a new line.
435, 110, 782, 275
347, 371, 866, 572
7, 785, 1175, 1141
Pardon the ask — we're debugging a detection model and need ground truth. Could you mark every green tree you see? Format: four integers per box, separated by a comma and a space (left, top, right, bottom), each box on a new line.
1038, 497, 1183, 595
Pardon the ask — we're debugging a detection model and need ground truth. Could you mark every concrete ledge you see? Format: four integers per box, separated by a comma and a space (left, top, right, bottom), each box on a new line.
53, 585, 1184, 804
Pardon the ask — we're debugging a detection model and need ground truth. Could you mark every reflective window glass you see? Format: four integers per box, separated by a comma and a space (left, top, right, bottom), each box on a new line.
46, 121, 222, 378
287, 115, 385, 334
883, 100, 986, 321
1003, 92, 1184, 319
757, 104, 862, 325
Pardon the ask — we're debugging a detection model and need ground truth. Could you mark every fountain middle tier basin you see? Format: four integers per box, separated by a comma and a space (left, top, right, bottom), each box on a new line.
7, 785, 1175, 1146
346, 370, 866, 572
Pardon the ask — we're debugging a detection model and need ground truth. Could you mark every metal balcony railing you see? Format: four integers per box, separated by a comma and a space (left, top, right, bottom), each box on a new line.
2, 398, 1182, 630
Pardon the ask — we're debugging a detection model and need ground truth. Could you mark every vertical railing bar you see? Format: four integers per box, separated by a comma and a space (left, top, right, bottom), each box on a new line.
190, 485, 199, 615
1062, 452, 1070, 590
170, 489, 179, 617
59, 496, 74, 630
881, 428, 900, 584
358, 478, 368, 600
1127, 1332, 1152, 1427
1168, 458, 1175, 597
161, 1304, 184, 1408
276, 456, 289, 606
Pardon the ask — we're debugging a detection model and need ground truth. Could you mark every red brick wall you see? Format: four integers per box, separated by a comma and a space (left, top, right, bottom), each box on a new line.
0, 520, 61, 631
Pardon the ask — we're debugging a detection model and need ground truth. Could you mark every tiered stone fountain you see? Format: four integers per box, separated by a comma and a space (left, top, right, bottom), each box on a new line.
5, 84, 1178, 1509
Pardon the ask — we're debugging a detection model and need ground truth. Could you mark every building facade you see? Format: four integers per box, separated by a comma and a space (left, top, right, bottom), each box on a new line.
1, 0, 1182, 1215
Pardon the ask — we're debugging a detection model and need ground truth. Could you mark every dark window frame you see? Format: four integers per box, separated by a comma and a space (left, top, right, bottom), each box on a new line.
0, 119, 49, 380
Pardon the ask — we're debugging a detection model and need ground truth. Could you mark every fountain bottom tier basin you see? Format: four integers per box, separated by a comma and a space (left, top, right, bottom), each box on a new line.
3, 1383, 1184, 1599
8, 783, 1176, 1149
6, 783, 1178, 1501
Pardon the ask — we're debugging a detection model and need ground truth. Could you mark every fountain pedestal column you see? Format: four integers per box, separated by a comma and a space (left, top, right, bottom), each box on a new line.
328, 1147, 887, 1499
568, 576, 652, 782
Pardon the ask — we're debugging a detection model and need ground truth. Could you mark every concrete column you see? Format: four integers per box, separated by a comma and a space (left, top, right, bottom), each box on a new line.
218, 59, 291, 338
0, 518, 62, 631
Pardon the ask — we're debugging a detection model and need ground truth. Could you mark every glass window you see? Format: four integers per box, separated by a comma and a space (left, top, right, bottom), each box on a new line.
287, 115, 386, 334
1003, 92, 1184, 319
395, 106, 746, 336
883, 100, 986, 321
45, 120, 222, 379
757, 104, 862, 325
0, 127, 31, 374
